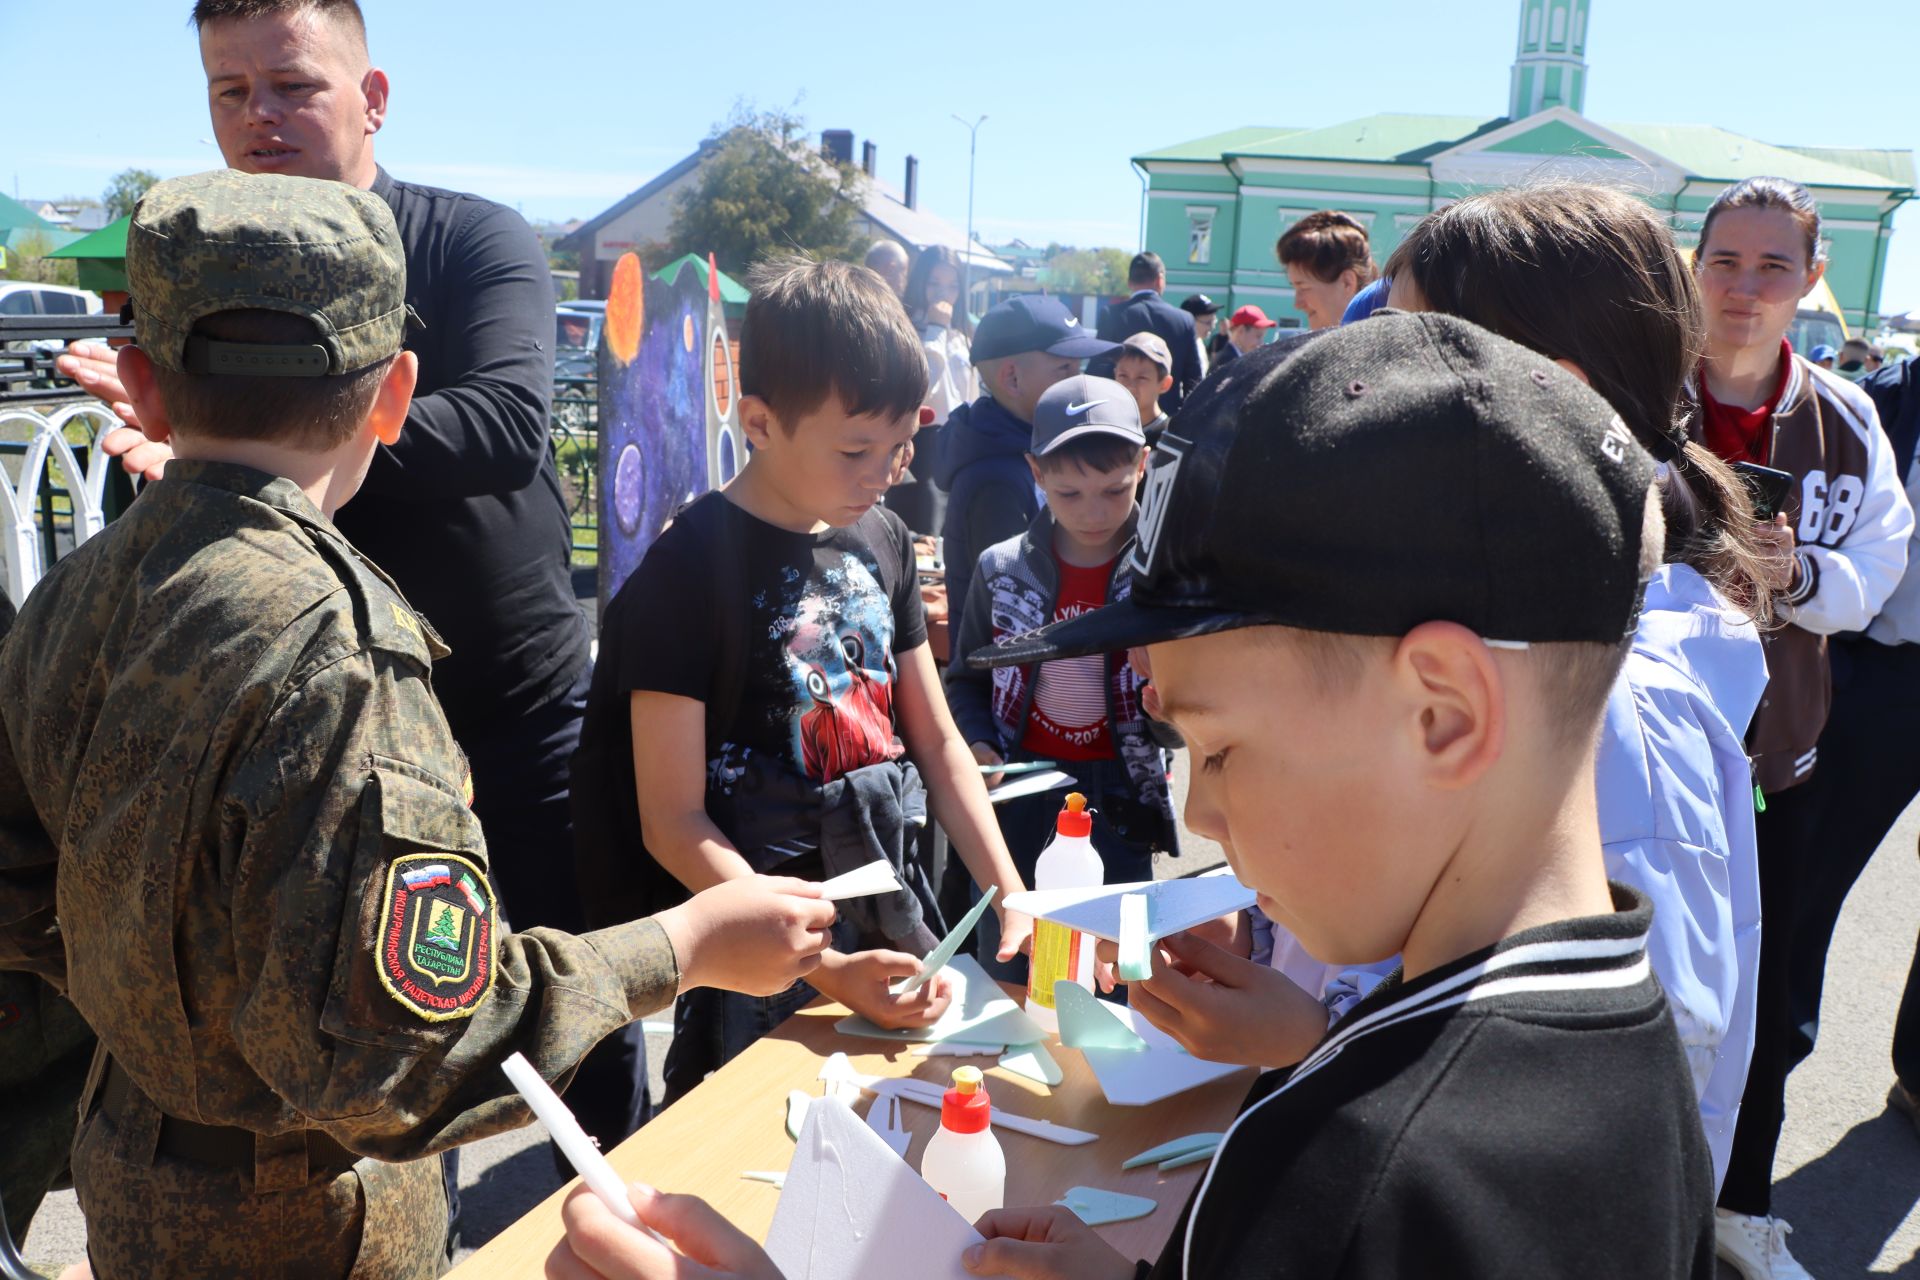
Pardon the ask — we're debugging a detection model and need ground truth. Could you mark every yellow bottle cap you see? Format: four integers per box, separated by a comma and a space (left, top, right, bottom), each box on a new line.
951, 1065, 984, 1094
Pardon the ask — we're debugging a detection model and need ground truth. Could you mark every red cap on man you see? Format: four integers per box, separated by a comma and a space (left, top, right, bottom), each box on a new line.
1228, 305, 1278, 329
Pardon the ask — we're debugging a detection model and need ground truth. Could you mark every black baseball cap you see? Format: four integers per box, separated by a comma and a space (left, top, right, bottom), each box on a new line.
971, 295, 1118, 363
1179, 293, 1220, 316
970, 312, 1655, 667
1030, 375, 1146, 456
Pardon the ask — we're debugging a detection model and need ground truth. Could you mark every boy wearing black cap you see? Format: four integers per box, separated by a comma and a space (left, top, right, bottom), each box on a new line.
945, 375, 1178, 973
933, 295, 1119, 616
964, 315, 1717, 1277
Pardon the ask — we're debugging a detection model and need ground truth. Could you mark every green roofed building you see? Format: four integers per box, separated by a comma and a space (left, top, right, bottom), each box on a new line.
1136, 0, 1912, 330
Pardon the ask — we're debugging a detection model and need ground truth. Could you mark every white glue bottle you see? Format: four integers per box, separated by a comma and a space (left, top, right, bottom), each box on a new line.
920, 1066, 1005, 1223
1023, 792, 1104, 1034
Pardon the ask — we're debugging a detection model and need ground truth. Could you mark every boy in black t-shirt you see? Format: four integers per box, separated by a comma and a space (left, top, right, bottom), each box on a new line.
573, 258, 1032, 1102
960, 316, 1716, 1277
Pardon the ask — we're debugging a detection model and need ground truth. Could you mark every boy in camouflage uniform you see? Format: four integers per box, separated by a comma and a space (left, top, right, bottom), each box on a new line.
0, 590, 94, 1252
0, 170, 835, 1279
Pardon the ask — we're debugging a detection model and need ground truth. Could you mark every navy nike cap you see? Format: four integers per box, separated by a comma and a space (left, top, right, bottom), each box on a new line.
1030, 375, 1146, 456
969, 312, 1656, 667
971, 295, 1119, 363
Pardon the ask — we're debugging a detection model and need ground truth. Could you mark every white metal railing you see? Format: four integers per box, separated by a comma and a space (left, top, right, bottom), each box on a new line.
0, 403, 121, 605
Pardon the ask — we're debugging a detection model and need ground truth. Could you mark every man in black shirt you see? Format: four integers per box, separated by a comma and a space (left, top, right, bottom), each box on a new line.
57, 0, 638, 1157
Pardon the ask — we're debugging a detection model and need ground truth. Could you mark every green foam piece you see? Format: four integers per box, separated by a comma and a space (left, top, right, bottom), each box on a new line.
1158, 1145, 1220, 1171
784, 1090, 810, 1142
1116, 891, 1152, 982
998, 1042, 1063, 1086
1056, 1186, 1157, 1226
895, 885, 997, 995
1121, 1133, 1226, 1170
1055, 979, 1147, 1053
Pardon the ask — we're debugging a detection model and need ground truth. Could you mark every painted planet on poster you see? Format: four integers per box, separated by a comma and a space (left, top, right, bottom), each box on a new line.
605, 254, 644, 366
613, 443, 643, 534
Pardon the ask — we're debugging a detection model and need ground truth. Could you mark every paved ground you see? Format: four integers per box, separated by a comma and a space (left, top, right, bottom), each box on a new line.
20, 761, 1920, 1276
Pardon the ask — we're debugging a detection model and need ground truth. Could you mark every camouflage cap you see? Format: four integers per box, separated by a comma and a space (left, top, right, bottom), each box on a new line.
126, 169, 409, 377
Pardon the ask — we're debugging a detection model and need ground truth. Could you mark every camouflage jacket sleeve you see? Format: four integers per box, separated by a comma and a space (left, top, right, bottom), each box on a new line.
0, 594, 64, 989
223, 645, 678, 1160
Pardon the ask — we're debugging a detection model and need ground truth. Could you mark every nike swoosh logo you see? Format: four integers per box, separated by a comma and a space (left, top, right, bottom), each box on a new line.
1065, 400, 1109, 415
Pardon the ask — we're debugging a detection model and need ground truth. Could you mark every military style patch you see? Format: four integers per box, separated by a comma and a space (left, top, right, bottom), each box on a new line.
376, 853, 497, 1022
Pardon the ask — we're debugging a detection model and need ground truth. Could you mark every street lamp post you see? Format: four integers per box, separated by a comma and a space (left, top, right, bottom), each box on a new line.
952, 113, 986, 321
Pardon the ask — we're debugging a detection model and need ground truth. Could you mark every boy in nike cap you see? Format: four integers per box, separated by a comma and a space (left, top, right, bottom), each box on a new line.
945, 375, 1178, 977
961, 313, 1718, 1277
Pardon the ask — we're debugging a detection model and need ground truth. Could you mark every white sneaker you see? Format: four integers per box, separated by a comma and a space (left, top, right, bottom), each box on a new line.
1715, 1209, 1815, 1279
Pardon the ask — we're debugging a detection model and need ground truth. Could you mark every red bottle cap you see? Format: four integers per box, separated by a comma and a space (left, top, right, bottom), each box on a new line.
941, 1066, 992, 1135
1056, 792, 1092, 839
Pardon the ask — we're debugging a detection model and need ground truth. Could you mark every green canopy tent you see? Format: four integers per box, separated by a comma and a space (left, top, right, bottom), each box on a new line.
652, 252, 750, 307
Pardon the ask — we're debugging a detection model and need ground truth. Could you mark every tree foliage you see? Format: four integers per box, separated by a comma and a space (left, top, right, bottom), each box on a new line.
103, 168, 160, 221
1043, 246, 1131, 297
0, 232, 78, 287
659, 105, 867, 279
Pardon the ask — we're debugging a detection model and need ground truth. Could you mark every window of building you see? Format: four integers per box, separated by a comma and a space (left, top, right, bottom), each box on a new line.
1526, 3, 1541, 44
1186, 207, 1214, 265
1549, 4, 1567, 45
1574, 5, 1587, 46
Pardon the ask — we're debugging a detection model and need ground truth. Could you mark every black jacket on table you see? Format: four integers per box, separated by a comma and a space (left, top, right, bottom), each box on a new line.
1143, 884, 1716, 1279
334, 168, 590, 741
1086, 290, 1202, 412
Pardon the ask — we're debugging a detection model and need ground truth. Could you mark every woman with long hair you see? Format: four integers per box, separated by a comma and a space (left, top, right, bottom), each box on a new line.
1686, 176, 1914, 1279
886, 245, 975, 536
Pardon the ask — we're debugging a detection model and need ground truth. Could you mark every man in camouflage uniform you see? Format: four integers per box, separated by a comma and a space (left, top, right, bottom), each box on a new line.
0, 591, 94, 1252
0, 171, 833, 1279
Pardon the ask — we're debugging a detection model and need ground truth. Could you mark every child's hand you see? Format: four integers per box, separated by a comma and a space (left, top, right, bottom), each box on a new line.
969, 742, 1006, 790
544, 1181, 783, 1280
961, 1205, 1136, 1279
1093, 909, 1250, 993
657, 876, 837, 998
813, 949, 954, 1029
1127, 932, 1328, 1069
928, 299, 955, 328
995, 906, 1034, 962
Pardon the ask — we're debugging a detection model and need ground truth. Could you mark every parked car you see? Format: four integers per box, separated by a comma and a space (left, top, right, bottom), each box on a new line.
555, 300, 604, 381
0, 282, 103, 317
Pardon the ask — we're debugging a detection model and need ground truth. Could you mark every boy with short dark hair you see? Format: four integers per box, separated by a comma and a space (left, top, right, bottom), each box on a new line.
1112, 332, 1174, 449
574, 257, 1033, 1103
963, 315, 1716, 1277
0, 170, 836, 1276
945, 375, 1178, 972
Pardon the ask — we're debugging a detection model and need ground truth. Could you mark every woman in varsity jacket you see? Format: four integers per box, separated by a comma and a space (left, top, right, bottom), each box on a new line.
1691, 175, 1915, 1279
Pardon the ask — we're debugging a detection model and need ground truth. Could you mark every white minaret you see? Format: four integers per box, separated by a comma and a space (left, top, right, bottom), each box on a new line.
1509, 0, 1590, 118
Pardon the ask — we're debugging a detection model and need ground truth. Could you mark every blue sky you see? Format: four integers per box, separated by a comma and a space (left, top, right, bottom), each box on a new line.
13, 0, 1920, 312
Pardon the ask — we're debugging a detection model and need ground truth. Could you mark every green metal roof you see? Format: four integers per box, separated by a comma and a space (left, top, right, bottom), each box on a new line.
1137, 127, 1305, 163
45, 216, 129, 260
1142, 114, 1913, 192
1605, 123, 1906, 190
653, 252, 749, 305
0, 192, 54, 233
1776, 145, 1915, 188
1227, 114, 1499, 164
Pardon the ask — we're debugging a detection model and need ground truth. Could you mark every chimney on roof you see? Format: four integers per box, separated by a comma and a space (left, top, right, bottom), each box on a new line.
822, 129, 854, 166
861, 140, 877, 177
904, 156, 919, 210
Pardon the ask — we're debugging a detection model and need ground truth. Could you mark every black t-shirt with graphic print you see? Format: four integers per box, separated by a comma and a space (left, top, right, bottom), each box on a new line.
571, 492, 926, 920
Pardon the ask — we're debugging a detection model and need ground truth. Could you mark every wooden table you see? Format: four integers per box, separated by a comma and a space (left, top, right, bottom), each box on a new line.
450, 991, 1254, 1277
